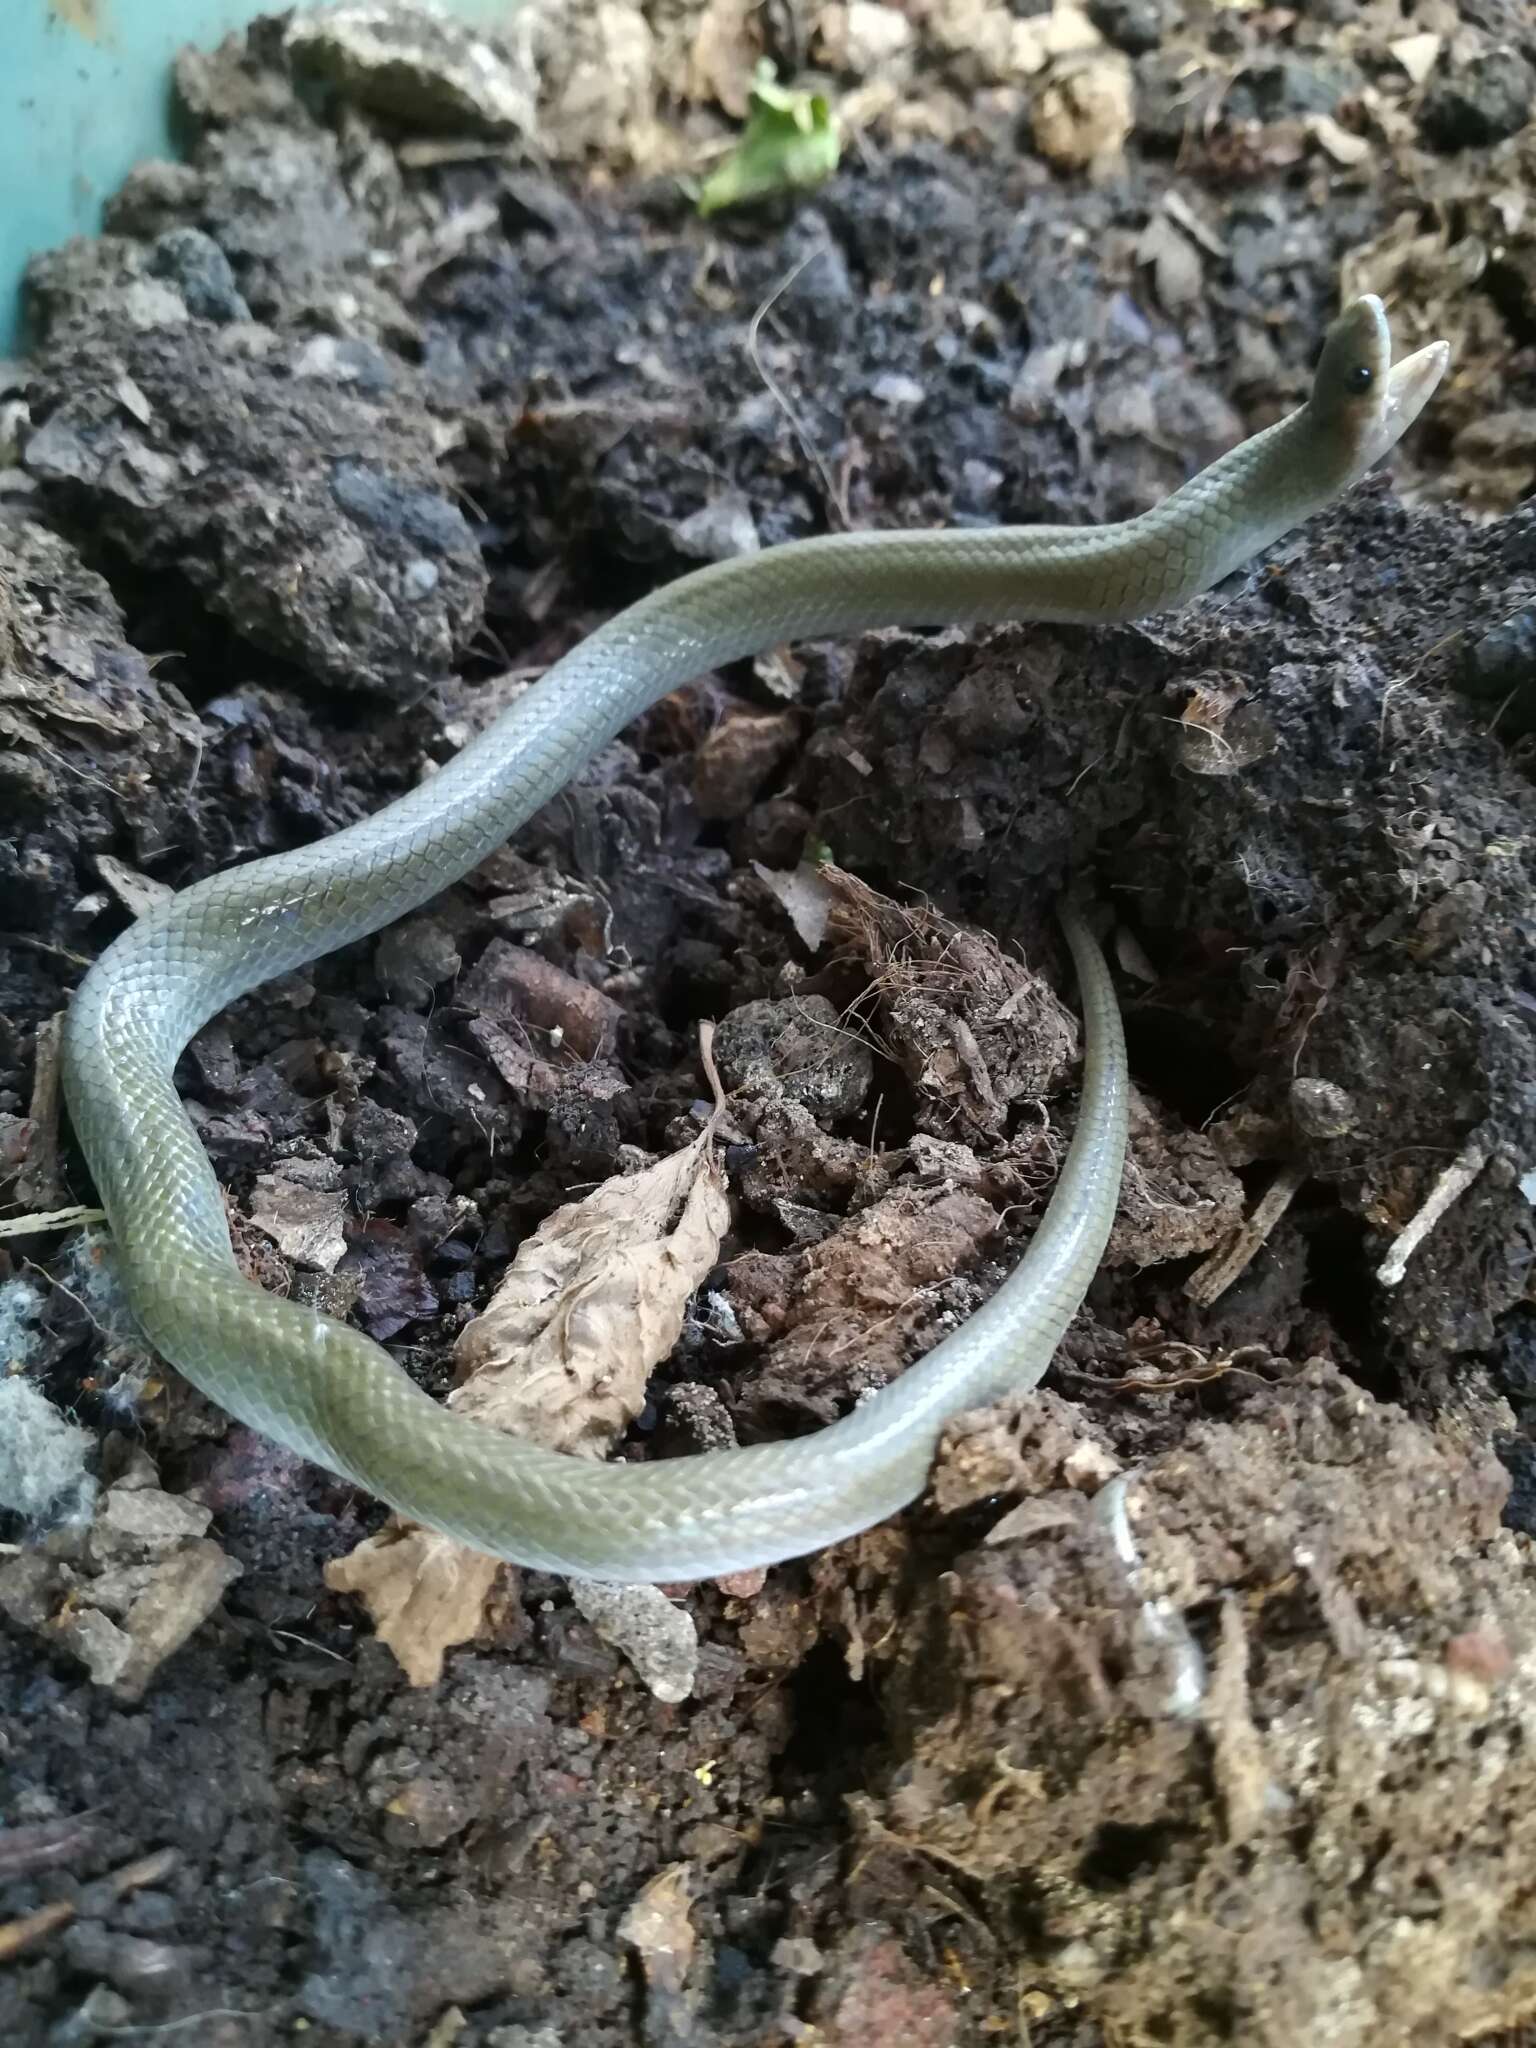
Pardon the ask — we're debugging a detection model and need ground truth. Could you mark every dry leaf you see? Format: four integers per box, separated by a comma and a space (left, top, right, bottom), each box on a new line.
753, 860, 836, 952
687, 0, 762, 116
450, 1119, 729, 1456
1137, 214, 1203, 311
1176, 688, 1278, 777
247, 1169, 348, 1273
324, 1526, 501, 1687
327, 1034, 730, 1688
1161, 190, 1227, 257
1389, 32, 1441, 87
619, 1861, 697, 1994
95, 854, 175, 918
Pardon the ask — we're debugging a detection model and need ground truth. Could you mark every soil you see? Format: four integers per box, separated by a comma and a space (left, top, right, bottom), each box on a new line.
3, 4, 1536, 2045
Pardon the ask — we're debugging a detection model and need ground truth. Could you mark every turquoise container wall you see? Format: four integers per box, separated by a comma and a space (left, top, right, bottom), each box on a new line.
1, 2, 514, 354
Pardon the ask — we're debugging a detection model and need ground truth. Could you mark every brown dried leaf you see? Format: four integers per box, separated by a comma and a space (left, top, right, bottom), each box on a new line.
686, 0, 761, 117
329, 1041, 728, 1686
619, 1861, 697, 1994
1176, 687, 1278, 777
324, 1526, 501, 1688
450, 1119, 730, 1457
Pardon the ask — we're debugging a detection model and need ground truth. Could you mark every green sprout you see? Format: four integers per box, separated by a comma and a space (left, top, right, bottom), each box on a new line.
698, 63, 841, 217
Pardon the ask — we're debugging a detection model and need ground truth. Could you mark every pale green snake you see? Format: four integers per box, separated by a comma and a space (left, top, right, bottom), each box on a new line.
60, 297, 1448, 1581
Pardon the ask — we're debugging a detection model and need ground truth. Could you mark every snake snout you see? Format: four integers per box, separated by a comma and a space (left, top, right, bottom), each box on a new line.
1309, 294, 1450, 480
1380, 338, 1451, 448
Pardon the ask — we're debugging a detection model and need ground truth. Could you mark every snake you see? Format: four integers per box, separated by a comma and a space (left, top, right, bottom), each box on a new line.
59, 295, 1447, 1581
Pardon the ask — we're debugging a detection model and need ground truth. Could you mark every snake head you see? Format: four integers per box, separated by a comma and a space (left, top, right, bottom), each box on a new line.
1309, 293, 1450, 480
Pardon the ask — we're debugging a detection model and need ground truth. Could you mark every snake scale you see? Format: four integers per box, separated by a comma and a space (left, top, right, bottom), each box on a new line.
59, 295, 1448, 1579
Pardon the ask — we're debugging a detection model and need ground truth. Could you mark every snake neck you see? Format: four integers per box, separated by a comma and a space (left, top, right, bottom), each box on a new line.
1116, 397, 1359, 604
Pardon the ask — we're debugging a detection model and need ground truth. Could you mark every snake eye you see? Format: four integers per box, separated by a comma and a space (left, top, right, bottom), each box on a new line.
1348, 364, 1374, 393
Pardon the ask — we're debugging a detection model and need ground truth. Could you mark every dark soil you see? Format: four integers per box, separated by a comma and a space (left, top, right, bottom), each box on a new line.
3, 5, 1536, 2045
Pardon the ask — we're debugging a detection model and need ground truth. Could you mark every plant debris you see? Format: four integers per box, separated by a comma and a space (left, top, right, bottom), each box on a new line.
697, 64, 842, 217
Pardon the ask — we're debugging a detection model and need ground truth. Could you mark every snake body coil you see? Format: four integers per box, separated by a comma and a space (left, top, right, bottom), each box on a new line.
60, 298, 1447, 1579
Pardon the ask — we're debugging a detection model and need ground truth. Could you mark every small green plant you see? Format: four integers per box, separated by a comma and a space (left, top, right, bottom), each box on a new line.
698, 63, 841, 217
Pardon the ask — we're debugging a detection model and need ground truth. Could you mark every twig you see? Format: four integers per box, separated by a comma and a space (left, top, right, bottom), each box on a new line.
696, 1018, 727, 1129
1375, 1135, 1489, 1289
17, 1011, 65, 1210
0, 1812, 102, 1881
1183, 1161, 1307, 1309
0, 1203, 104, 1240
95, 2009, 263, 2037
0, 1901, 75, 1961
746, 252, 851, 529
0, 1847, 177, 1961
0, 931, 93, 966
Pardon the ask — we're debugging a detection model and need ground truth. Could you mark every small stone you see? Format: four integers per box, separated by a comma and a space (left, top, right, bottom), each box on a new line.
1087, 0, 1170, 56
1229, 56, 1362, 121
870, 371, 926, 408
382, 1771, 473, 1849
1418, 47, 1533, 150
0, 1551, 68, 1628
1458, 603, 1536, 734
148, 228, 250, 324
673, 493, 760, 563
286, 4, 536, 135
773, 1934, 825, 1975
330, 460, 476, 557
715, 1567, 767, 1599
1288, 1077, 1359, 1142
1063, 1441, 1121, 1490
52, 1984, 133, 2041
1444, 1628, 1513, 1685
733, 797, 812, 870
93, 1927, 195, 2003
713, 994, 874, 1121
92, 1487, 211, 1553
569, 1580, 699, 1704
692, 709, 800, 823
292, 335, 396, 393
375, 914, 463, 1006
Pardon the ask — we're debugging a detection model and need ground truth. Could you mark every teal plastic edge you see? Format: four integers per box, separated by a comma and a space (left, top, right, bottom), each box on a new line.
2, 1, 517, 357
